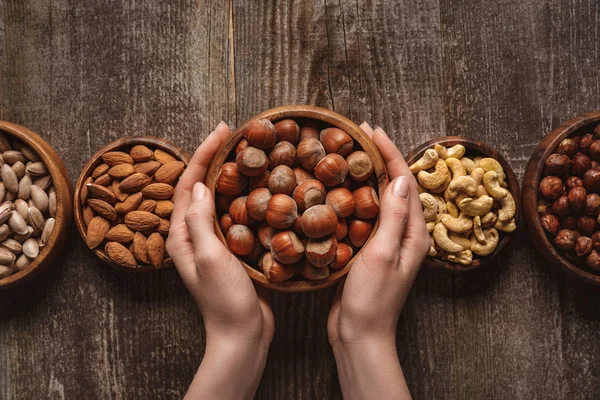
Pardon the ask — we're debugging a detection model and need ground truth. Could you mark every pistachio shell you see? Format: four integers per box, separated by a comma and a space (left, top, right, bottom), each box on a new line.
2, 238, 22, 254
14, 254, 29, 270
49, 191, 56, 217
14, 199, 28, 220
8, 211, 28, 235
0, 247, 16, 265
30, 185, 49, 213
26, 161, 48, 177
13, 226, 34, 243
41, 218, 55, 244
11, 161, 25, 180
33, 175, 52, 191
2, 150, 26, 165
2, 164, 18, 193
22, 238, 39, 258
28, 206, 45, 232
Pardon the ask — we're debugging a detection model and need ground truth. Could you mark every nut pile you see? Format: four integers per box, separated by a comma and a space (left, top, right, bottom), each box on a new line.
410, 144, 516, 266
81, 146, 184, 269
216, 118, 378, 282
0, 134, 56, 279
538, 127, 600, 271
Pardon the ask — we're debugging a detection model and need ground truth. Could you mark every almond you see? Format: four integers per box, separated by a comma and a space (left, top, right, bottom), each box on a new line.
106, 224, 135, 243
133, 232, 150, 264
92, 163, 110, 179
134, 161, 161, 176
142, 183, 174, 200
146, 232, 165, 268
154, 149, 176, 164
87, 199, 117, 221
102, 151, 134, 166
107, 163, 135, 179
105, 241, 137, 268
154, 161, 185, 184
138, 199, 156, 212
94, 173, 113, 186
87, 183, 116, 204
130, 145, 153, 162
86, 216, 110, 249
157, 218, 170, 235
112, 180, 128, 202
82, 205, 95, 225
124, 211, 160, 231
154, 200, 174, 217
80, 177, 93, 204
115, 192, 143, 214
119, 173, 151, 193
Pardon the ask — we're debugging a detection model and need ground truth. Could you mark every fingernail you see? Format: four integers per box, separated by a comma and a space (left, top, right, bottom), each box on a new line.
216, 121, 226, 129
391, 177, 409, 198
193, 182, 206, 200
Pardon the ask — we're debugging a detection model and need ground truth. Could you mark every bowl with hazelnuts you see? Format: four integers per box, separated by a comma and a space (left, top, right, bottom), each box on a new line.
523, 111, 600, 285
205, 105, 387, 292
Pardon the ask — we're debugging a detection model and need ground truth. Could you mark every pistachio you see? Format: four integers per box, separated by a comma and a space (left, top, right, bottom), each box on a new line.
26, 161, 48, 176
22, 238, 39, 258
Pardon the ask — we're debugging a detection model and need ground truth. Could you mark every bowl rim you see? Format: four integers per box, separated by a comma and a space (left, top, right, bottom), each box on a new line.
405, 136, 521, 272
522, 111, 600, 286
0, 120, 73, 288
73, 136, 191, 273
205, 105, 389, 292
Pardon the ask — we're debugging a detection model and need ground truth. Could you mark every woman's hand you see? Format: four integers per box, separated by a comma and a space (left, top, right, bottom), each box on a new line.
328, 123, 430, 400
168, 122, 274, 400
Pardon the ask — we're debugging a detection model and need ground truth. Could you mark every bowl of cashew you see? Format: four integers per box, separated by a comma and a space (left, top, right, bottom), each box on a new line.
406, 137, 520, 272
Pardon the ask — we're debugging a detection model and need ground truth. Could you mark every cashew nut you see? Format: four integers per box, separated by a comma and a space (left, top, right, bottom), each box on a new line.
420, 193, 438, 223
418, 159, 450, 190
410, 149, 439, 174
447, 250, 473, 265
473, 216, 485, 243
481, 212, 498, 228
479, 158, 505, 185
440, 212, 473, 234
458, 195, 494, 217
429, 173, 451, 194
476, 185, 489, 198
455, 192, 469, 204
435, 144, 466, 160
494, 218, 517, 233
433, 195, 447, 222
473, 156, 482, 167
482, 171, 508, 199
449, 233, 472, 250
433, 223, 464, 253
471, 228, 500, 256
445, 176, 477, 200
445, 157, 466, 178
497, 192, 516, 221
426, 221, 436, 233
461, 157, 476, 174
446, 202, 459, 218
470, 167, 485, 185
428, 237, 437, 257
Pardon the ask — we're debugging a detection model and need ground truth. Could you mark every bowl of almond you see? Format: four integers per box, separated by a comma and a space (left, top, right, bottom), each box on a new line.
74, 137, 190, 272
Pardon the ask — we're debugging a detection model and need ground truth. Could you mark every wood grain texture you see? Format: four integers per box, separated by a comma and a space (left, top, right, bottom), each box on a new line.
0, 0, 599, 399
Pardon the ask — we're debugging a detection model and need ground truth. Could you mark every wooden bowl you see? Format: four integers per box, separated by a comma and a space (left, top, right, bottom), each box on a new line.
406, 136, 521, 272
0, 121, 73, 289
523, 111, 600, 286
74, 136, 191, 272
205, 105, 388, 292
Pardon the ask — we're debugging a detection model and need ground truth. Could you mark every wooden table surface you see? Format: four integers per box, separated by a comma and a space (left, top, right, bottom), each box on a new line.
1, 1, 600, 399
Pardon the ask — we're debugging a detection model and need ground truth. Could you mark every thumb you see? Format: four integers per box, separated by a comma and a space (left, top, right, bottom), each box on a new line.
185, 182, 223, 255
371, 176, 411, 253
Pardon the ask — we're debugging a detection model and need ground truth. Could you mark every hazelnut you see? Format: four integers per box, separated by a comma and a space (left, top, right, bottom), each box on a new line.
575, 236, 593, 257
592, 231, 600, 250
300, 204, 338, 238
590, 140, 600, 161
302, 260, 330, 280
353, 186, 380, 219
331, 242, 353, 269
270, 231, 305, 264
586, 250, 600, 270
300, 126, 319, 140
274, 119, 300, 144
580, 134, 594, 154
556, 138, 578, 158
315, 154, 348, 186
561, 216, 577, 230
293, 167, 314, 185
567, 187, 587, 210
537, 199, 552, 214
595, 125, 600, 138
348, 219, 373, 247
246, 241, 266, 261
217, 194, 235, 213
538, 176, 564, 199
540, 213, 560, 235
577, 215, 596, 235
565, 176, 583, 191
226, 224, 255, 256
229, 196, 255, 225
235, 139, 249, 155
265, 194, 298, 229
246, 188, 272, 221
594, 161, 600, 169
583, 168, 600, 190
585, 193, 600, 215
305, 236, 338, 267
572, 152, 592, 175
236, 146, 269, 176
216, 162, 248, 196
551, 196, 570, 218
335, 218, 348, 240
219, 213, 233, 234
325, 187, 356, 217
545, 153, 571, 175
258, 223, 277, 249
249, 170, 270, 191
259, 252, 294, 282
292, 214, 305, 237
346, 151, 374, 181
268, 141, 296, 169
554, 229, 579, 251
268, 165, 297, 195
297, 138, 326, 170
243, 118, 276, 149
293, 179, 326, 211
320, 128, 354, 157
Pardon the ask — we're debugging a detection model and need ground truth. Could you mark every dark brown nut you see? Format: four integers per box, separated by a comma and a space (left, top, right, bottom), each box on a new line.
540, 213, 560, 235
551, 196, 570, 218
556, 138, 578, 158
590, 141, 600, 161
586, 250, 600, 270
575, 236, 593, 257
592, 231, 600, 250
249, 170, 270, 191
537, 199, 552, 214
244, 119, 276, 150
235, 139, 249, 155
593, 161, 600, 169
585, 193, 600, 215
274, 119, 300, 144
577, 215, 596, 235
268, 141, 296, 169
567, 187, 587, 210
583, 168, 600, 190
554, 229, 579, 251
268, 165, 297, 195
235, 147, 269, 177
572, 152, 592, 175
545, 153, 571, 175
565, 176, 584, 191
580, 134, 594, 154
561, 216, 577, 230
594, 124, 600, 138
539, 176, 564, 199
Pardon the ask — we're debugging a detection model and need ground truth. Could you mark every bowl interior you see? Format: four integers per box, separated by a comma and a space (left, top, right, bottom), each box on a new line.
73, 136, 190, 273
205, 105, 389, 292
0, 121, 73, 288
406, 136, 521, 272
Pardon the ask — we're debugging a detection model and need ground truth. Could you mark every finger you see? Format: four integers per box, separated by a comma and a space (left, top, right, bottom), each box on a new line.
327, 278, 346, 340
185, 182, 229, 257
359, 121, 374, 138
371, 176, 410, 256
